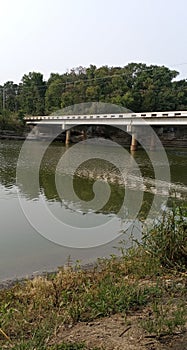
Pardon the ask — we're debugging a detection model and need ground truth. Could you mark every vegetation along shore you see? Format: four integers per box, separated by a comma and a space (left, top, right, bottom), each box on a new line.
0, 205, 186, 349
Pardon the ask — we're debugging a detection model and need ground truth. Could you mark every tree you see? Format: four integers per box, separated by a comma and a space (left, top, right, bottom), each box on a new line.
2, 81, 19, 112
86, 85, 100, 101
45, 78, 64, 114
19, 72, 46, 115
1, 63, 187, 123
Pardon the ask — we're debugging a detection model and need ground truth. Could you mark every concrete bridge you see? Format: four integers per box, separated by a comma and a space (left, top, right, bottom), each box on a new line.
24, 111, 187, 150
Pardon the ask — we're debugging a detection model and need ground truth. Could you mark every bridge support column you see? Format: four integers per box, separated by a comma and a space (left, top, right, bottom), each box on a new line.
81, 130, 87, 140
65, 129, 71, 146
150, 133, 156, 151
130, 132, 138, 151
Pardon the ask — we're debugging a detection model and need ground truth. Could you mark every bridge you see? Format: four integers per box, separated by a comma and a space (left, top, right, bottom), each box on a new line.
24, 111, 187, 150
25, 110, 187, 126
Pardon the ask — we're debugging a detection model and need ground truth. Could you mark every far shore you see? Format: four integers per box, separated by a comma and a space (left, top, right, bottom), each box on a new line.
1, 128, 187, 147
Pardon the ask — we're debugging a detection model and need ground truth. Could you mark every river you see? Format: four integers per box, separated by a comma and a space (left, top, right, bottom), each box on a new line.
0, 139, 187, 281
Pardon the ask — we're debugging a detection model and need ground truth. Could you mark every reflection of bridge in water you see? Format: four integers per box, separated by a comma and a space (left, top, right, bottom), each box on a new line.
25, 111, 187, 150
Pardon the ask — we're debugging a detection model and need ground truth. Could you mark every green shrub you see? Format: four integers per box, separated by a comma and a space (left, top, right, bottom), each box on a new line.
142, 205, 187, 270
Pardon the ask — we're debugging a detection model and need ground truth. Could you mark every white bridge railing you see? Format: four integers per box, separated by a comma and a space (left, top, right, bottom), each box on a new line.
24, 111, 187, 122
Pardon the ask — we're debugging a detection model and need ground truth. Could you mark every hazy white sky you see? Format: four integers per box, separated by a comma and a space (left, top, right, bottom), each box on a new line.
0, 0, 187, 84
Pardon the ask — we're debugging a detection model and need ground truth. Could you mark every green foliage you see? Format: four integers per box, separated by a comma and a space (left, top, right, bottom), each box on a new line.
142, 205, 187, 270
19, 72, 46, 115
0, 111, 24, 131
45, 78, 64, 113
1, 63, 187, 130
3, 81, 19, 112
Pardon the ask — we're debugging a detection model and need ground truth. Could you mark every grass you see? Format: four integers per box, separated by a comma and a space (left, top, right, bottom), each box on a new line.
0, 204, 186, 349
141, 299, 186, 337
142, 204, 187, 270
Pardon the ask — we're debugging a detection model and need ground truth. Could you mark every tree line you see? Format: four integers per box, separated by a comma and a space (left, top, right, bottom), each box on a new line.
0, 63, 187, 129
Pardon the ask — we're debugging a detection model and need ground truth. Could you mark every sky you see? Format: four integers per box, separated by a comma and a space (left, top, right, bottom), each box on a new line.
0, 0, 187, 85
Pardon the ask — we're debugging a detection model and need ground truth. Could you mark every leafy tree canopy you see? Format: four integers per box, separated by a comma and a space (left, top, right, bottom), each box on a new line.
0, 63, 187, 128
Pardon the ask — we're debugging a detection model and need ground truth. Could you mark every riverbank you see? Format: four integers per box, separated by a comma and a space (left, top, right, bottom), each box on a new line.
0, 251, 186, 350
0, 206, 186, 350
0, 129, 26, 140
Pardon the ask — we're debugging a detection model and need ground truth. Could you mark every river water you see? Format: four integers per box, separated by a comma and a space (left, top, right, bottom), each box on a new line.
0, 140, 187, 281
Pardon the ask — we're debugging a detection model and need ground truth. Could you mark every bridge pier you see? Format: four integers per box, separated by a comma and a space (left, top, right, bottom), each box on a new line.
81, 130, 87, 140
65, 129, 71, 146
25, 112, 187, 148
150, 132, 156, 151
130, 132, 138, 151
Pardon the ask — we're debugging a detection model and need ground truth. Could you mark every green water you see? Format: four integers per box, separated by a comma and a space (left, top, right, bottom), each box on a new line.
0, 140, 186, 281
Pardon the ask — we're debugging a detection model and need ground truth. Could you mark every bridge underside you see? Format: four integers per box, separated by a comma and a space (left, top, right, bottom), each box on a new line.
27, 122, 187, 151
25, 111, 187, 149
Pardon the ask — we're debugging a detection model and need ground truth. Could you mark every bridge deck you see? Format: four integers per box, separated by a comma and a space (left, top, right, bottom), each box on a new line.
24, 111, 187, 126
25, 111, 187, 121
